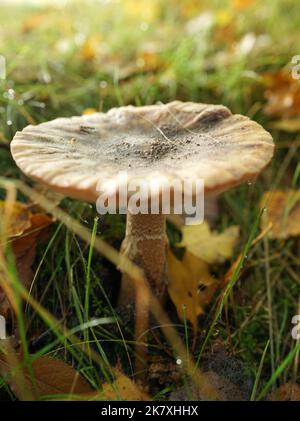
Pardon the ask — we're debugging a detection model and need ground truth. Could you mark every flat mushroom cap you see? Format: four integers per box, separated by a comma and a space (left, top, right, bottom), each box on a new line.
11, 101, 274, 202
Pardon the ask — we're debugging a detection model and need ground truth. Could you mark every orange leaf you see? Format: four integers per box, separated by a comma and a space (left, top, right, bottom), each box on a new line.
262, 70, 300, 119
0, 348, 93, 400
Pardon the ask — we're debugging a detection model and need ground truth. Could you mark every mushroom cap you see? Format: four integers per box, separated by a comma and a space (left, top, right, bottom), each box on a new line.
11, 101, 274, 203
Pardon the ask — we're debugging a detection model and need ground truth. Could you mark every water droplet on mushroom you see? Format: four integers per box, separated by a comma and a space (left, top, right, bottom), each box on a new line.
247, 180, 252, 186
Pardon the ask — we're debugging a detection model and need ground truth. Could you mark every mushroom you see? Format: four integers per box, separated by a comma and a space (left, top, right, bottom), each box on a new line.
10, 101, 274, 309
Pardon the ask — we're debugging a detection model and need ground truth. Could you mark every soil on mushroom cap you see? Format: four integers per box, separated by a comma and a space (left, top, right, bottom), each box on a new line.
110, 121, 225, 168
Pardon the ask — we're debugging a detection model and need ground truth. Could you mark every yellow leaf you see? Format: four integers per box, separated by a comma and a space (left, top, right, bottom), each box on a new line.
261, 190, 300, 239
21, 13, 47, 33
0, 201, 32, 237
167, 250, 219, 333
216, 10, 233, 27
80, 36, 101, 61
178, 221, 239, 264
123, 0, 159, 22
231, 0, 256, 10
98, 370, 150, 401
82, 108, 97, 115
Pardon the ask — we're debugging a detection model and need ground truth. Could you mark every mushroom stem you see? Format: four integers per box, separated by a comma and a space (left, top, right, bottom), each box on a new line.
118, 212, 168, 306
119, 212, 168, 381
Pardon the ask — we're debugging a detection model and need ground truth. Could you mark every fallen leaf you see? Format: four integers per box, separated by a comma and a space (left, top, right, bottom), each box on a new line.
0, 348, 93, 400
167, 250, 219, 332
97, 369, 150, 401
0, 201, 31, 237
80, 36, 101, 61
21, 13, 47, 33
0, 344, 149, 401
268, 382, 300, 401
262, 70, 300, 119
0, 201, 54, 317
260, 190, 300, 239
82, 108, 97, 115
178, 221, 239, 264
136, 49, 162, 73
215, 10, 234, 28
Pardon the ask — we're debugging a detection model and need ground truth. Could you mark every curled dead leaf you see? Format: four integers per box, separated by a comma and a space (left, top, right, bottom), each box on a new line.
0, 201, 54, 317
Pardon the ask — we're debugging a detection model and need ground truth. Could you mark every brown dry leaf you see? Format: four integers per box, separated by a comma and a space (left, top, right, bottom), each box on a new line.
260, 190, 300, 239
0, 346, 149, 401
0, 201, 31, 237
178, 221, 239, 264
167, 250, 219, 333
0, 203, 53, 317
0, 349, 93, 400
262, 70, 300, 118
268, 383, 300, 401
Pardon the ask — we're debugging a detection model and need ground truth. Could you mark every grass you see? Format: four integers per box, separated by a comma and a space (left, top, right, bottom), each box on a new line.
0, 0, 300, 401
